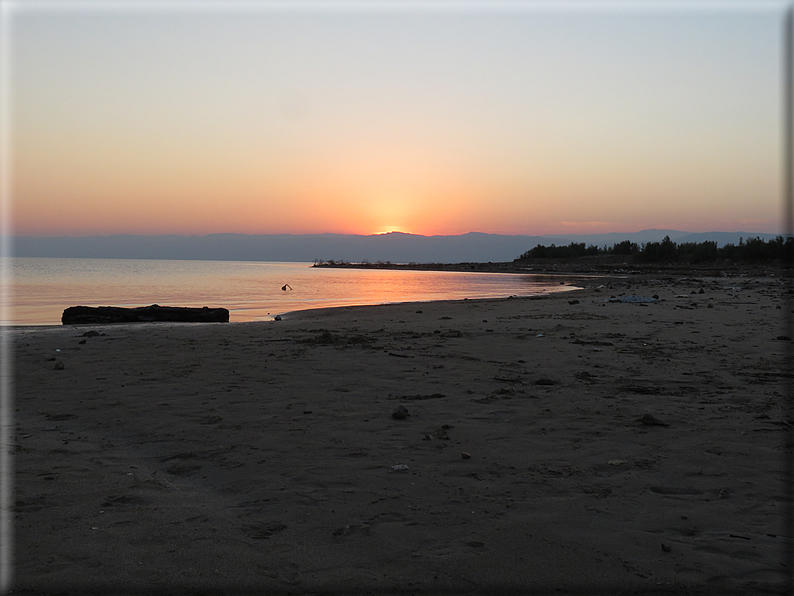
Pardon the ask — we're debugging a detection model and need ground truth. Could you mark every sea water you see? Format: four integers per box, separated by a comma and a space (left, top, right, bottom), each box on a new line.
4, 257, 580, 326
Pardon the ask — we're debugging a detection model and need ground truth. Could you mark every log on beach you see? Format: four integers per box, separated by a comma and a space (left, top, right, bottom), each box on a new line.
61, 304, 230, 324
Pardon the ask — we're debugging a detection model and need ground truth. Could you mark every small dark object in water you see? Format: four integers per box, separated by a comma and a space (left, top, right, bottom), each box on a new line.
568, 299, 580, 305
62, 305, 229, 324
535, 378, 556, 386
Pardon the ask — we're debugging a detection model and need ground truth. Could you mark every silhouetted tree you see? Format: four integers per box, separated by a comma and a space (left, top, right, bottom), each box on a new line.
516, 236, 793, 264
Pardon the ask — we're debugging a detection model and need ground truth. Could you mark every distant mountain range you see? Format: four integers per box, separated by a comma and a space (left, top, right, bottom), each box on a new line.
9, 230, 786, 264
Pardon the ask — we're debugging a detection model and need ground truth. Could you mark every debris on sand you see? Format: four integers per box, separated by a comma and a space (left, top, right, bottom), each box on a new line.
638, 413, 669, 427
391, 405, 409, 420
607, 296, 658, 304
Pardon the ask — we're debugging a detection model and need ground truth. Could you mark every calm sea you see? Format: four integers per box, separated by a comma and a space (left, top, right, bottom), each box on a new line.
4, 257, 580, 326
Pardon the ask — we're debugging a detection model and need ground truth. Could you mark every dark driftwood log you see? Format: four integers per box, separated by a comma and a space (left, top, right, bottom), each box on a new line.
62, 304, 229, 325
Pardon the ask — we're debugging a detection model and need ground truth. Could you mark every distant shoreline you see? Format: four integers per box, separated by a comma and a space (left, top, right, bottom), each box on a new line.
312, 258, 792, 278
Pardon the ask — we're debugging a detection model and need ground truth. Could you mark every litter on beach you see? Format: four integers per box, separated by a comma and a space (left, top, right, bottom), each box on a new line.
606, 296, 658, 303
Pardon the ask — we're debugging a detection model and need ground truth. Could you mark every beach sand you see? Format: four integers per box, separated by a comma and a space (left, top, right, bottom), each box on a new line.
10, 272, 792, 594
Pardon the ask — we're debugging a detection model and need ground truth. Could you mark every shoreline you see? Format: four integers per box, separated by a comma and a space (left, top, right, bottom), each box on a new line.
6, 273, 593, 329
312, 259, 791, 278
10, 261, 787, 329
277, 288, 583, 322
11, 270, 792, 594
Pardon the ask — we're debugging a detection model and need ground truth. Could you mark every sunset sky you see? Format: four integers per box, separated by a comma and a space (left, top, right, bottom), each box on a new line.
4, 0, 788, 237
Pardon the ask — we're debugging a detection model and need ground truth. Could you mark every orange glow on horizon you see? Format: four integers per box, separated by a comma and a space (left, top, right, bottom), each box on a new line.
8, 9, 782, 240
373, 227, 409, 236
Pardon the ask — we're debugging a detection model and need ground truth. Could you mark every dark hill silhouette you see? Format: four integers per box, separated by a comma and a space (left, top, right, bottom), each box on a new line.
10, 230, 784, 264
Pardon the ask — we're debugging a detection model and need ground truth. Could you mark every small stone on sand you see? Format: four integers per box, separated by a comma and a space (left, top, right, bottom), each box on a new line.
392, 405, 409, 420
638, 413, 669, 426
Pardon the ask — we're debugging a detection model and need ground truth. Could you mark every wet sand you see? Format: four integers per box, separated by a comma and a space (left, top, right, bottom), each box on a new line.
10, 271, 792, 595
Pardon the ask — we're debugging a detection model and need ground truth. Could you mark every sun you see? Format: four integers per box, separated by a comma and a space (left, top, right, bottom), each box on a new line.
373, 225, 410, 235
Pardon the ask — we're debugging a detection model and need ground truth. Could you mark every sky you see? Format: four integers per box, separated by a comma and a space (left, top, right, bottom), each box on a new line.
3, 0, 789, 238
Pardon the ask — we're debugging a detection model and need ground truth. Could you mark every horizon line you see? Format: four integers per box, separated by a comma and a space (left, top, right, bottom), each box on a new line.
4, 228, 788, 239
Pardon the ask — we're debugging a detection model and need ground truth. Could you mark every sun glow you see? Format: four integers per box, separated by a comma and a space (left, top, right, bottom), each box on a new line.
366, 195, 415, 236
373, 226, 409, 235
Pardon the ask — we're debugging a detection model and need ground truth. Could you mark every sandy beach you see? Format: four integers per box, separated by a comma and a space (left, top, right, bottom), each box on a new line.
9, 271, 792, 595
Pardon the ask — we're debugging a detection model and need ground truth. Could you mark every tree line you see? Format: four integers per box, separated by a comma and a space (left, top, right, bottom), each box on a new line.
516, 235, 794, 264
